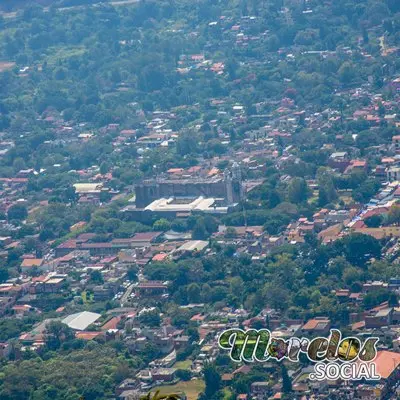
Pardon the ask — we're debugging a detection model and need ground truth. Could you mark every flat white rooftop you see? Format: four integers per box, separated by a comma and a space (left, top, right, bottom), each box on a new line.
144, 196, 232, 213
62, 311, 101, 331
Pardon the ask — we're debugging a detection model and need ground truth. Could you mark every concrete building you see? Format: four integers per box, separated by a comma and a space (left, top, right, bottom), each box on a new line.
387, 166, 400, 182
134, 164, 243, 208
392, 135, 400, 153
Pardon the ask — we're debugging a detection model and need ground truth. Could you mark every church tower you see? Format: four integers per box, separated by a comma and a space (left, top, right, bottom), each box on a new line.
231, 162, 244, 203
224, 168, 234, 205
224, 162, 243, 205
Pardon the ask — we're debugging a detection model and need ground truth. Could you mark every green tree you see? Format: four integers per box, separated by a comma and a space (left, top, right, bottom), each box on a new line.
338, 62, 356, 85
387, 205, 400, 225
153, 218, 171, 232
138, 310, 161, 327
364, 215, 383, 228
0, 267, 9, 283
343, 267, 363, 286
262, 282, 290, 311
203, 364, 221, 398
100, 161, 110, 175
127, 266, 138, 281
176, 131, 198, 156
317, 168, 337, 205
192, 219, 208, 240
281, 364, 292, 393
7, 204, 28, 221
288, 178, 308, 204
89, 270, 103, 284
176, 369, 192, 381
186, 283, 201, 303
45, 321, 74, 351
339, 233, 381, 267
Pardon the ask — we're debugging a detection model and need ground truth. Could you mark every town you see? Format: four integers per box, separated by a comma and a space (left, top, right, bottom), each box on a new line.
1, 0, 400, 399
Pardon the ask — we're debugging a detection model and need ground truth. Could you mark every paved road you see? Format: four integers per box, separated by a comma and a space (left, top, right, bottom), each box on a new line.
120, 283, 134, 306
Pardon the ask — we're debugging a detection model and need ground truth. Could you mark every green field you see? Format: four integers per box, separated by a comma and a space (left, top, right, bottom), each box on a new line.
45, 46, 87, 65
154, 379, 205, 400
174, 359, 192, 370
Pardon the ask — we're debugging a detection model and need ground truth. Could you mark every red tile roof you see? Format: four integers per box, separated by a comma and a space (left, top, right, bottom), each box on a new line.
101, 316, 122, 331
132, 232, 162, 241
152, 253, 168, 262
75, 331, 102, 340
360, 350, 400, 379
302, 318, 330, 331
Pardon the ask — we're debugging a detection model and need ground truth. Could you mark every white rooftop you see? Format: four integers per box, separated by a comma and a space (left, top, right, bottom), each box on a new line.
73, 183, 103, 194
62, 311, 101, 331
144, 196, 231, 213
176, 240, 209, 252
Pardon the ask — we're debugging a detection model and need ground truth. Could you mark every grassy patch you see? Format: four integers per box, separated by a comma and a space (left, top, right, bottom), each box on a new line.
81, 291, 93, 303
45, 46, 86, 65
154, 379, 205, 400
223, 388, 232, 400
174, 359, 192, 370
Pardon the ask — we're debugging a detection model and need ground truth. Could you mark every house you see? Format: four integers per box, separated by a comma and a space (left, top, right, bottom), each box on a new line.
328, 152, 350, 172
151, 368, 176, 382
392, 135, 400, 153
116, 379, 140, 396
335, 289, 350, 301
20, 258, 44, 273
73, 183, 106, 205
174, 240, 209, 256
0, 284, 22, 300
73, 183, 103, 194
365, 308, 392, 329
387, 166, 400, 182
173, 335, 189, 350
152, 253, 169, 262
136, 368, 153, 383
300, 317, 331, 336
392, 307, 400, 325
135, 281, 168, 297
93, 285, 114, 301
55, 240, 78, 257
344, 159, 367, 175
44, 277, 65, 292
130, 231, 163, 247
352, 227, 400, 240
0, 236, 12, 247
19, 319, 55, 345
358, 350, 400, 399
324, 210, 350, 224
12, 304, 36, 316
251, 382, 270, 399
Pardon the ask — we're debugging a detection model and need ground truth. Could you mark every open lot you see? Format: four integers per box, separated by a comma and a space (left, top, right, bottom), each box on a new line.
154, 379, 205, 400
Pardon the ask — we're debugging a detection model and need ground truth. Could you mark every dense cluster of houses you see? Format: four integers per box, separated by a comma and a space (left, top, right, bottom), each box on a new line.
2, 6, 400, 399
